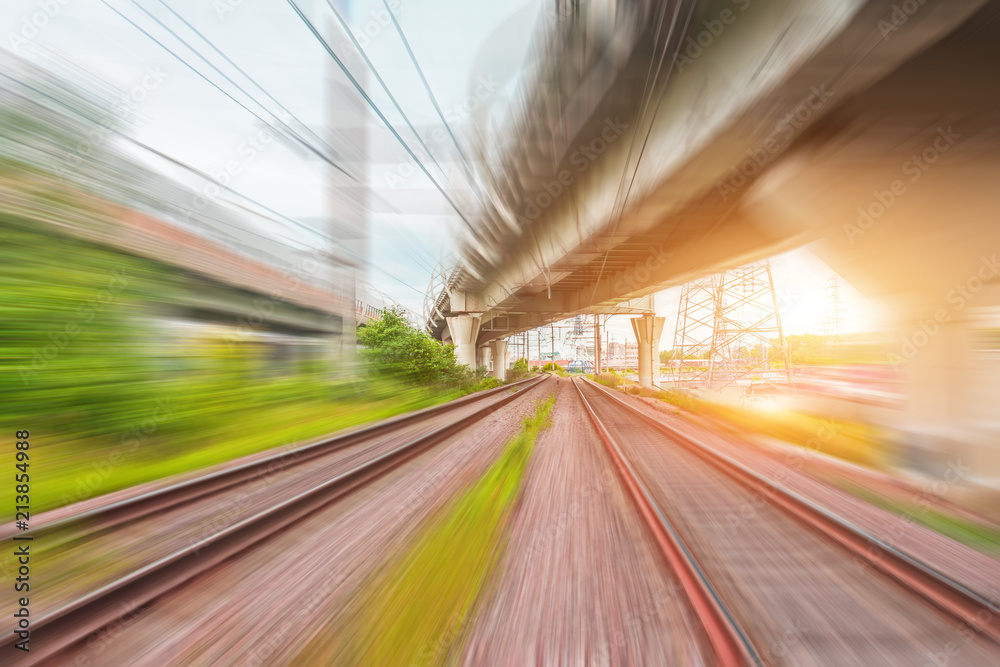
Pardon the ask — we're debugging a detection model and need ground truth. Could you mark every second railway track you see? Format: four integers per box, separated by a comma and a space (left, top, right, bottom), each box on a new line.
575, 377, 1000, 666
10, 374, 550, 665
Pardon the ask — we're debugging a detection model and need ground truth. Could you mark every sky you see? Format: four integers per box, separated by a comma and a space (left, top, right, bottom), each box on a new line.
2, 0, 878, 348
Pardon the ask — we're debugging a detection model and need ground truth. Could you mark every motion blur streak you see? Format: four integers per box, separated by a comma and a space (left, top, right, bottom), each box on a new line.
3, 0, 1000, 665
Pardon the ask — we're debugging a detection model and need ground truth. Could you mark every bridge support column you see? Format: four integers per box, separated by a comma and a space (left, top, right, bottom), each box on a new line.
446, 314, 482, 370
475, 345, 490, 371
631, 315, 665, 388
490, 339, 508, 381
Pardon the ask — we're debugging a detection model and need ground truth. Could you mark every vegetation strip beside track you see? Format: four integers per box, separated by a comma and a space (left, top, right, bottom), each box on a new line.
301, 394, 556, 666
832, 479, 1000, 558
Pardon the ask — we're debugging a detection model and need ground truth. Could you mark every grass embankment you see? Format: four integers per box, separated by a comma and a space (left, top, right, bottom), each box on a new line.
2, 215, 507, 520
588, 372, 696, 410
834, 480, 1000, 557
21, 385, 465, 518
299, 394, 556, 666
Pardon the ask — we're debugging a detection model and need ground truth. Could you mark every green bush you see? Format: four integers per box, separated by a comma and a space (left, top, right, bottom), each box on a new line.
357, 307, 464, 386
506, 357, 531, 382
473, 377, 503, 391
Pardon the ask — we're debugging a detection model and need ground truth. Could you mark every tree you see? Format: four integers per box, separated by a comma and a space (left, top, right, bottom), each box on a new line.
357, 307, 462, 385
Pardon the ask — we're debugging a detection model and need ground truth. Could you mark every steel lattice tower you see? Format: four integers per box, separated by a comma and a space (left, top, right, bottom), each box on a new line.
824, 276, 843, 338
673, 260, 793, 390
671, 275, 718, 383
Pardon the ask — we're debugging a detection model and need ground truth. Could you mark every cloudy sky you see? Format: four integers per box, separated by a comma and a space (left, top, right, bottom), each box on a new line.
2, 0, 876, 346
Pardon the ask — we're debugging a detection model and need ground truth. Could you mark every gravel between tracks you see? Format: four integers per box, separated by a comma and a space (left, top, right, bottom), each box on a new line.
583, 381, 1000, 666
461, 377, 711, 666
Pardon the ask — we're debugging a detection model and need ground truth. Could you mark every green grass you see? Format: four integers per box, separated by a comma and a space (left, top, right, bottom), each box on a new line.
587, 373, 696, 410
836, 481, 1000, 557
301, 393, 556, 665
12, 385, 465, 519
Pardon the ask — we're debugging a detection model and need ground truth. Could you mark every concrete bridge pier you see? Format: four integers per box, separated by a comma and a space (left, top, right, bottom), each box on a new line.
631, 315, 665, 389
446, 313, 482, 370
892, 281, 1000, 482
476, 345, 491, 372
490, 339, 508, 381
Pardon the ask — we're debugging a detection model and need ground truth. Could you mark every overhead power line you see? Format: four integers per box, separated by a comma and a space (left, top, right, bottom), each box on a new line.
285, 0, 478, 233
380, 0, 484, 199
109, 0, 355, 183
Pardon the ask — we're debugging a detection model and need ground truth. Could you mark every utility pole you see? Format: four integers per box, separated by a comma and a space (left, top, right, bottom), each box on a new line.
594, 314, 602, 373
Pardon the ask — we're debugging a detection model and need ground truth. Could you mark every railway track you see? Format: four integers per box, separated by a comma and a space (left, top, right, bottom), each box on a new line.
573, 378, 763, 666
9, 374, 549, 664
5, 375, 543, 544
575, 377, 1000, 665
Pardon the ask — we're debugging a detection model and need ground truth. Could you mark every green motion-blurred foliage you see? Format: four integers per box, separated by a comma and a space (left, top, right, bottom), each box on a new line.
2, 214, 169, 439
0, 217, 495, 515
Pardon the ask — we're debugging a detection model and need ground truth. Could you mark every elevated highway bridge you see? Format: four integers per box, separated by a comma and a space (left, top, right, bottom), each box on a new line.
427, 0, 1000, 477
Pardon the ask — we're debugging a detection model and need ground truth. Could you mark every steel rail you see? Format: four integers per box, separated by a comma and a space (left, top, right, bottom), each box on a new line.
573, 378, 764, 667
3, 376, 542, 544
9, 375, 550, 664
581, 377, 1000, 648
